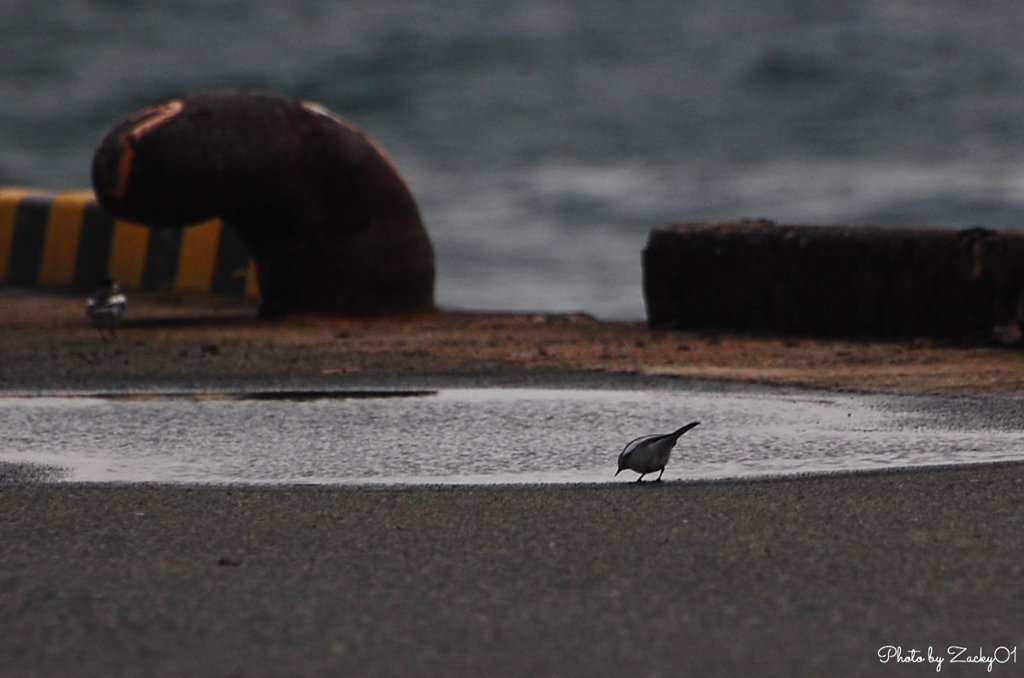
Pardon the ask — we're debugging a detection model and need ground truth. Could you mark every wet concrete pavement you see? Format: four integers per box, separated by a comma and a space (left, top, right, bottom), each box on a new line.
3, 293, 1024, 675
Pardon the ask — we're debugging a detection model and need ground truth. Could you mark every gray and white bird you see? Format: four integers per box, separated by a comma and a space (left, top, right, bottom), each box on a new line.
86, 279, 127, 336
615, 422, 700, 482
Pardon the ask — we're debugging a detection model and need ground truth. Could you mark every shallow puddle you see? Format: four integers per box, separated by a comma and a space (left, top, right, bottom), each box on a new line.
0, 387, 1021, 485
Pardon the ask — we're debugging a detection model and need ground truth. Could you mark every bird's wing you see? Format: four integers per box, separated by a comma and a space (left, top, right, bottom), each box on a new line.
619, 434, 663, 458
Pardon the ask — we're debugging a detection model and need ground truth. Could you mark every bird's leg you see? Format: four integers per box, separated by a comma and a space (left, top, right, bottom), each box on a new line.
655, 468, 665, 482
636, 473, 645, 483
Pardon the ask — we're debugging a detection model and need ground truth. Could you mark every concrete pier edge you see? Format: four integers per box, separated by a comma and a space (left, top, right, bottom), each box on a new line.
643, 220, 1024, 343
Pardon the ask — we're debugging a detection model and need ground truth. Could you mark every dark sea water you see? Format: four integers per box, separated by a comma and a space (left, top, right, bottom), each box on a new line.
4, 0, 1024, 318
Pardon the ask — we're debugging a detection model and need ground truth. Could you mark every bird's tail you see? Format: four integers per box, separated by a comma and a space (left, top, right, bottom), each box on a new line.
669, 421, 700, 440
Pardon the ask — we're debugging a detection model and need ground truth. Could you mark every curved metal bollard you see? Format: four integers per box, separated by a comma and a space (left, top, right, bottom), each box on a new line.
92, 91, 435, 316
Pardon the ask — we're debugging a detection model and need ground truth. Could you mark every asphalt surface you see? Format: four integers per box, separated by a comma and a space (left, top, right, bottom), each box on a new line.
2, 465, 1024, 677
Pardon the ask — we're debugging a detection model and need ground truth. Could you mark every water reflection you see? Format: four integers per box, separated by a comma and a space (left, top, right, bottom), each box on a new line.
0, 388, 1020, 485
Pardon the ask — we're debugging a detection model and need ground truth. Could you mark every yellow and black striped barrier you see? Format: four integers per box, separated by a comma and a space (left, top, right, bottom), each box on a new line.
0, 188, 258, 297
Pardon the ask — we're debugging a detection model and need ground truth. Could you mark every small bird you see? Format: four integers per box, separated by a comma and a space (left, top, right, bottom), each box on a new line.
615, 422, 700, 482
86, 279, 128, 336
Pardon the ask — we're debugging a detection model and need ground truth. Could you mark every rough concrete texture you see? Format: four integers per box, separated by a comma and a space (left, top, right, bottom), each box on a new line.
3, 466, 1024, 677
5, 290, 1024, 394
643, 221, 1024, 342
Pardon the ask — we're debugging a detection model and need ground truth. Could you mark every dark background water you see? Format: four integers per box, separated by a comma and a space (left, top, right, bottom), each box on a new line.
3, 0, 1024, 318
